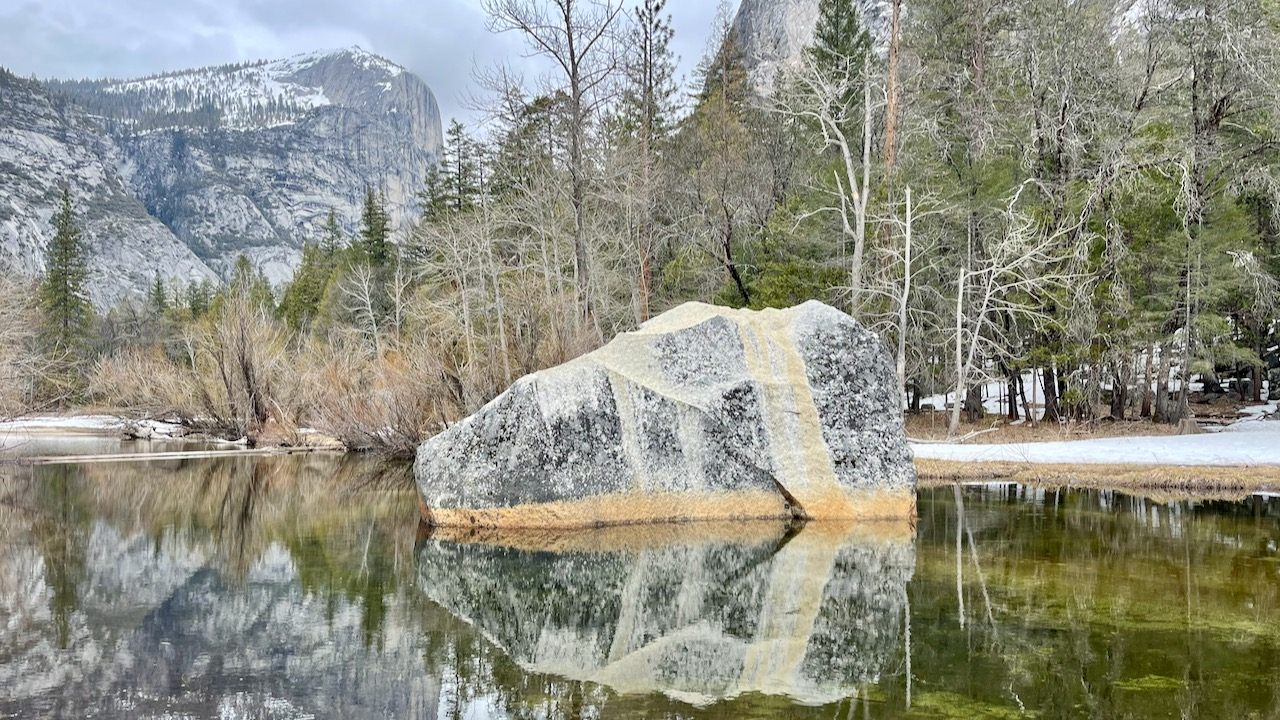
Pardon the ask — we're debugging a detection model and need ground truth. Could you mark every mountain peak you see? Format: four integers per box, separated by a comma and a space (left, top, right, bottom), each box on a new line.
283, 45, 404, 76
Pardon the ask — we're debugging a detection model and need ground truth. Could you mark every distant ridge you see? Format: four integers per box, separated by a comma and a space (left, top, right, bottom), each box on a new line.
1, 47, 443, 303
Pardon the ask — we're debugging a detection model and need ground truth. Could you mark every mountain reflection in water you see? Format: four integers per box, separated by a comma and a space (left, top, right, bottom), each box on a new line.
1, 453, 1279, 719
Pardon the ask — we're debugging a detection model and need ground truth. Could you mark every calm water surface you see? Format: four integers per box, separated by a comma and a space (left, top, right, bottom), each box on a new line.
1, 450, 1278, 718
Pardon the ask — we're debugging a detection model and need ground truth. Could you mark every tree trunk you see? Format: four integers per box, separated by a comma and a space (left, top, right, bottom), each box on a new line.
1110, 363, 1127, 420
948, 269, 966, 438
965, 384, 984, 424
1140, 343, 1154, 418
1007, 370, 1020, 421
883, 0, 903, 174
1018, 372, 1036, 426
637, 250, 652, 323
1155, 341, 1173, 423
1042, 363, 1060, 422
895, 187, 913, 402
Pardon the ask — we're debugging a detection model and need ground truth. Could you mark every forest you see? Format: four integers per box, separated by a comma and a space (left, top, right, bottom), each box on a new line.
4, 0, 1279, 451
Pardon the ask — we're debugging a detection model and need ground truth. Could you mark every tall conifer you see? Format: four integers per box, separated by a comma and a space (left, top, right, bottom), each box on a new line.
39, 187, 92, 352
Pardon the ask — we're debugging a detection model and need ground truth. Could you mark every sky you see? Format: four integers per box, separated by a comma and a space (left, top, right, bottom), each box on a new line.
0, 0, 724, 126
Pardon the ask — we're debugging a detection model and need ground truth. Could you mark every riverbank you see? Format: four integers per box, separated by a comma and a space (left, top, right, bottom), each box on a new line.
915, 458, 1280, 491
9, 409, 1280, 492
0, 412, 347, 448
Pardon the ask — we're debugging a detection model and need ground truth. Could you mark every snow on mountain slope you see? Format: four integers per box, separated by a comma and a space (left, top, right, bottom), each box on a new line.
4, 47, 443, 296
0, 69, 219, 305
93, 46, 408, 132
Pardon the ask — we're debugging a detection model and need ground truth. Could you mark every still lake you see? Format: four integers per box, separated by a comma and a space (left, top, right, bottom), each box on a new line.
1, 447, 1278, 719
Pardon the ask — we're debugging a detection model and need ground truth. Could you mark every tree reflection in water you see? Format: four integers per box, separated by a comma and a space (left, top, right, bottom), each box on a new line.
1, 458, 1279, 719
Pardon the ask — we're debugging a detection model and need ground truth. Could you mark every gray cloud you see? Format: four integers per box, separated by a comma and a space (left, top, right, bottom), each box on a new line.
0, 0, 721, 126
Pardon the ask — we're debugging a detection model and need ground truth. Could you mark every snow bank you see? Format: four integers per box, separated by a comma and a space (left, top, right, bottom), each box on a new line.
0, 416, 186, 436
911, 421, 1280, 467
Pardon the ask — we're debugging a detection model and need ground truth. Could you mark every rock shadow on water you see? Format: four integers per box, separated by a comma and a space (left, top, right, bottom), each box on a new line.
414, 518, 915, 708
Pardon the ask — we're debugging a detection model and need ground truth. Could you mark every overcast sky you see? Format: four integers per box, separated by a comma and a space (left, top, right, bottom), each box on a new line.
0, 0, 724, 126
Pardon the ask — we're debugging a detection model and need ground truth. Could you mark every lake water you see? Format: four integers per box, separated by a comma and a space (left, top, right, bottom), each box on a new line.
1, 450, 1278, 718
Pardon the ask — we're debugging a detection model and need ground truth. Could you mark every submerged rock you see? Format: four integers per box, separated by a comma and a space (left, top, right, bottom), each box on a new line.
414, 300, 915, 528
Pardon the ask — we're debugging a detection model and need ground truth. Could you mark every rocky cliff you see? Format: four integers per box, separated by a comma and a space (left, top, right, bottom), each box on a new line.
0, 70, 219, 306
731, 0, 890, 94
415, 301, 916, 528
0, 47, 442, 302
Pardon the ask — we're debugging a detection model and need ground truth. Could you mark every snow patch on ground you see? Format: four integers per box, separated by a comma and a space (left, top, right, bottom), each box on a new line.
0, 415, 186, 436
911, 421, 1280, 467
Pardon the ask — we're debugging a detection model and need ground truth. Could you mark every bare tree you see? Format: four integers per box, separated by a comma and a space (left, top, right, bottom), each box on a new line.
483, 0, 625, 324
0, 275, 46, 418
340, 263, 384, 356
948, 185, 1077, 437
775, 51, 878, 313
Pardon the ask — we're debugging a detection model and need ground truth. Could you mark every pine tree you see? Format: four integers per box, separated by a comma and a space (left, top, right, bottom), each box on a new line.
808, 0, 872, 78
149, 273, 169, 314
185, 280, 212, 319
620, 0, 679, 321
39, 187, 92, 352
806, 0, 872, 130
623, 0, 679, 145
418, 164, 449, 222
280, 241, 338, 331
442, 119, 481, 214
228, 255, 275, 310
359, 188, 391, 267
695, 16, 751, 112
320, 209, 344, 257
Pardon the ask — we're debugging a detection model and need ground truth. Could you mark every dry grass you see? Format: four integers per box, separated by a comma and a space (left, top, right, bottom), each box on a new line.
915, 457, 1280, 492
907, 413, 1184, 444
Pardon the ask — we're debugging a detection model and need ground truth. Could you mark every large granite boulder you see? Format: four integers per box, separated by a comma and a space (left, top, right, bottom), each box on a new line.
414, 300, 915, 528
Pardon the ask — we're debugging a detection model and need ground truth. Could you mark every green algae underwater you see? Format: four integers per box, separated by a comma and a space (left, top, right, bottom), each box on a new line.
1, 451, 1278, 718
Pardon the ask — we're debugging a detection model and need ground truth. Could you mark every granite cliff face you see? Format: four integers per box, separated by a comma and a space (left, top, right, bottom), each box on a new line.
0, 47, 442, 301
414, 301, 916, 528
731, 0, 890, 94
0, 70, 219, 306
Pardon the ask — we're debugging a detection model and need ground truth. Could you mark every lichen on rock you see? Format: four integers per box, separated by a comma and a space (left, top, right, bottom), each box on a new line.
414, 300, 915, 528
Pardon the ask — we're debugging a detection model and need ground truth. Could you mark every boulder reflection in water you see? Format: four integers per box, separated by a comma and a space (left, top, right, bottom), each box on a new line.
415, 520, 915, 707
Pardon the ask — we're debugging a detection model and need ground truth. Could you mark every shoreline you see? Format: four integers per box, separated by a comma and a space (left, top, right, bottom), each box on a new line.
914, 457, 1280, 491
6, 413, 1280, 494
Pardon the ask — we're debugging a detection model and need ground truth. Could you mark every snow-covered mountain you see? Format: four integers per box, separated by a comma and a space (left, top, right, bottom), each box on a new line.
0, 70, 219, 305
0, 47, 443, 302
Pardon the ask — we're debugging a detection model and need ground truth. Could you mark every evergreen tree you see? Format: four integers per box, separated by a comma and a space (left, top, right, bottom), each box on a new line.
622, 0, 679, 144
228, 255, 275, 310
359, 188, 392, 267
39, 187, 92, 352
418, 163, 449, 222
280, 241, 337, 331
618, 0, 679, 320
695, 16, 751, 112
807, 0, 872, 83
442, 119, 482, 215
185, 280, 212, 319
148, 273, 169, 314
320, 209, 344, 257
